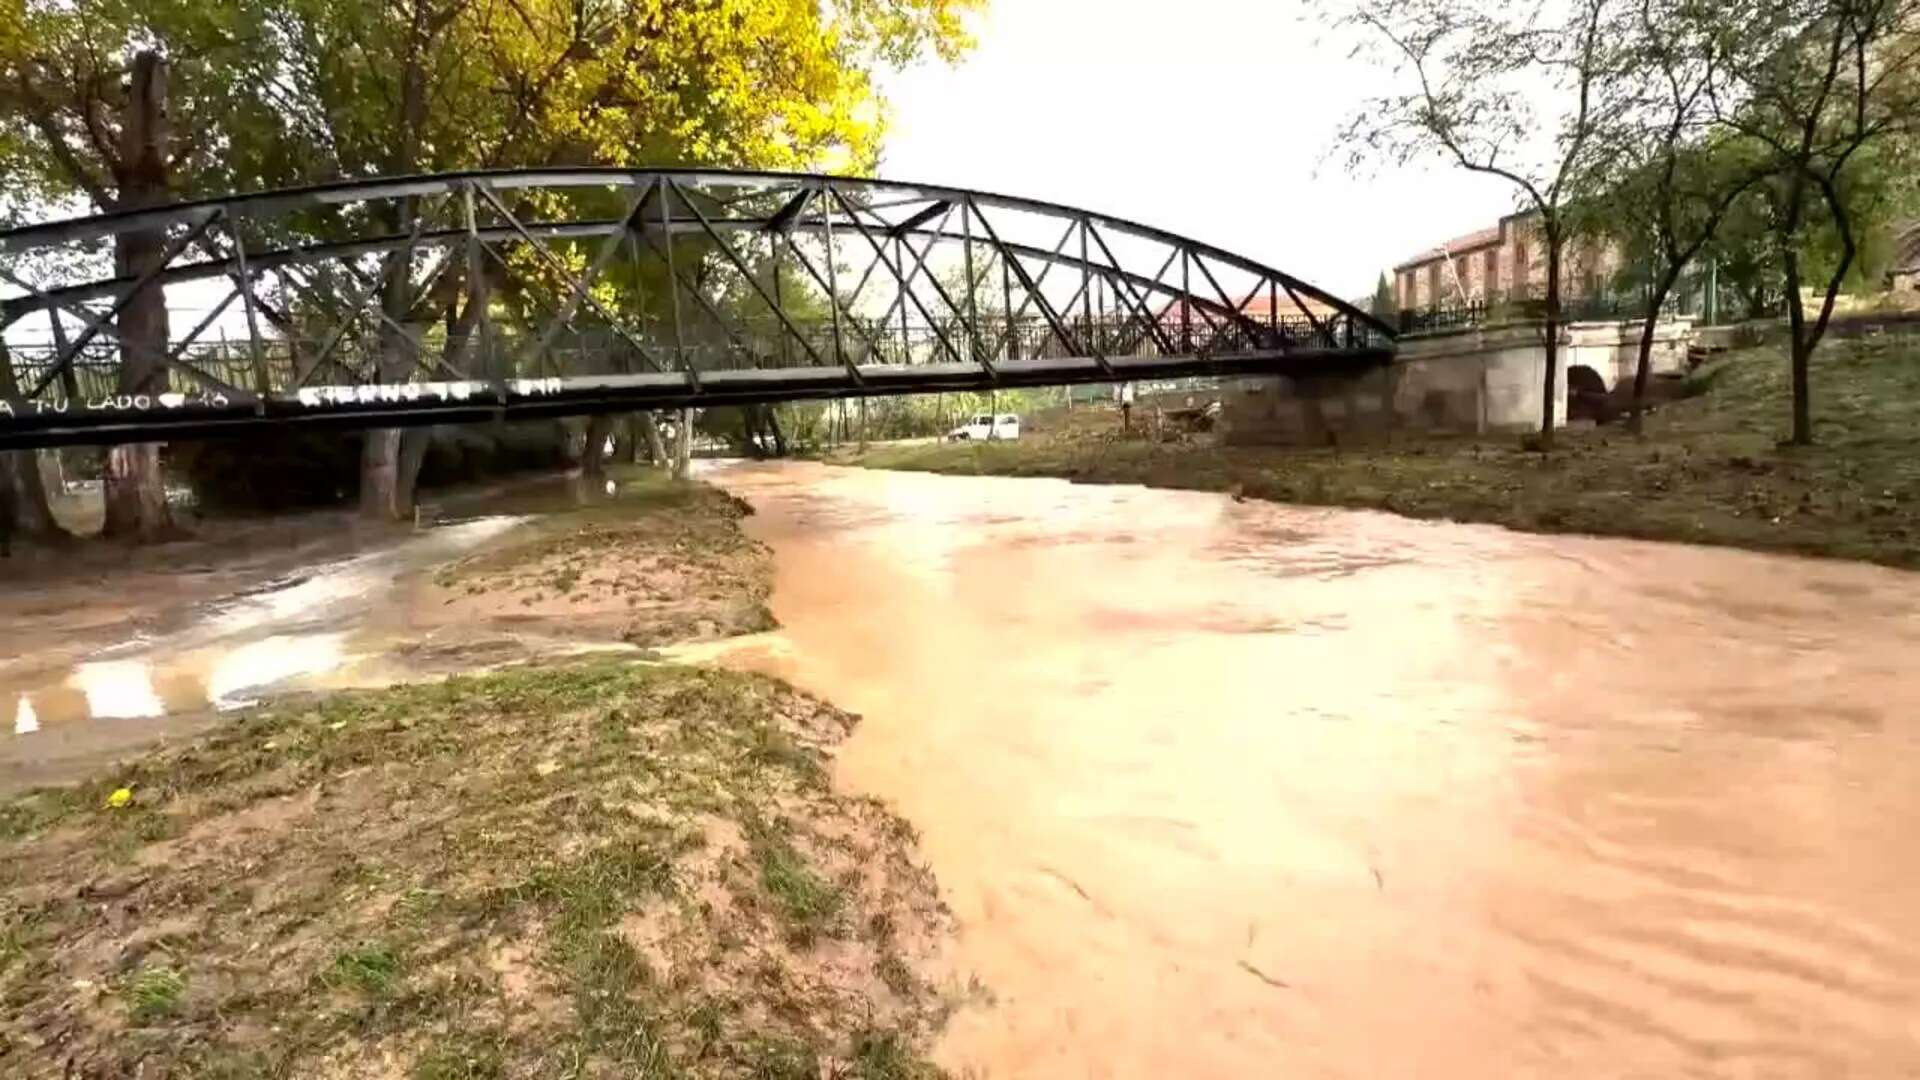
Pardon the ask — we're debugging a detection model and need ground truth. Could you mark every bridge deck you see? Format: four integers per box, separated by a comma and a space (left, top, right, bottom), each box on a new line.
0, 347, 1390, 449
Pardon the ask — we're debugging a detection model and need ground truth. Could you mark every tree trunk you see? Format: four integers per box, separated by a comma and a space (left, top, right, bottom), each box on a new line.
740, 408, 763, 459
1628, 309, 1660, 436
1789, 339, 1812, 447
102, 51, 178, 541
2, 452, 68, 544
582, 415, 613, 477
766, 406, 787, 458
1782, 246, 1812, 446
0, 344, 68, 544
1538, 229, 1563, 451
1628, 268, 1684, 435
673, 408, 692, 480
358, 249, 426, 520
396, 427, 433, 512
359, 430, 404, 518
360, 5, 434, 520
642, 411, 668, 467
613, 415, 637, 464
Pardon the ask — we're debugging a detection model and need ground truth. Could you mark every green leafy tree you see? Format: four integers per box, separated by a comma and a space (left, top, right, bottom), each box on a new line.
1, 0, 983, 525
1335, 0, 1621, 450
1572, 2, 1768, 432
1702, 0, 1920, 444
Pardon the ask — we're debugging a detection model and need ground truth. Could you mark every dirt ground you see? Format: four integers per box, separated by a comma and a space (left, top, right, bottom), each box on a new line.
414, 472, 776, 654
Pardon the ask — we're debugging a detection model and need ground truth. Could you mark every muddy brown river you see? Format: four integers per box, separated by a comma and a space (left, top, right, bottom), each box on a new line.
7, 460, 1920, 1075
695, 461, 1920, 1079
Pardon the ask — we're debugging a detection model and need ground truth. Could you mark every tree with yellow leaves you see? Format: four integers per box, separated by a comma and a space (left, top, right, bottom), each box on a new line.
1, 0, 982, 525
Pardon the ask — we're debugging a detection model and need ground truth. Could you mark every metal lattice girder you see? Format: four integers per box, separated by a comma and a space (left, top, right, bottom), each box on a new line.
0, 168, 1394, 449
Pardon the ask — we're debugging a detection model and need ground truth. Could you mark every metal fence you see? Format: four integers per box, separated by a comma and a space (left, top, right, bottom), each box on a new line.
1395, 291, 1704, 335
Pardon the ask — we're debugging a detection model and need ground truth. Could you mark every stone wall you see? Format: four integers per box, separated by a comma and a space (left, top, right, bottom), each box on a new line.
1564, 318, 1694, 387
1220, 318, 1694, 446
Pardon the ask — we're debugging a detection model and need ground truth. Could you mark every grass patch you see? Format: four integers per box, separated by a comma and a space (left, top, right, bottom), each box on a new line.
122, 962, 187, 1021
743, 1034, 820, 1079
845, 338, 1920, 568
753, 826, 845, 944
410, 1031, 506, 1080
324, 944, 402, 997
851, 1027, 943, 1080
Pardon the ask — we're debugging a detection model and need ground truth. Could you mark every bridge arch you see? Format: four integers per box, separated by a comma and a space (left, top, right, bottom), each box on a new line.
0, 168, 1394, 448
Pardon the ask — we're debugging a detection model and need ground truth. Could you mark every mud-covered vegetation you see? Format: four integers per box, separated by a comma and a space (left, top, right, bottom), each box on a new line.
0, 662, 952, 1078
427, 470, 776, 649
847, 340, 1920, 568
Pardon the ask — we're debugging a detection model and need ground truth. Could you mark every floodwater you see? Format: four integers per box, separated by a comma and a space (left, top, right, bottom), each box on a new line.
0, 515, 525, 787
0, 474, 652, 790
699, 460, 1920, 1079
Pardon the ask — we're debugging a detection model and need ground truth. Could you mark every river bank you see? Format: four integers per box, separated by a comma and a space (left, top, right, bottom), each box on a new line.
840, 339, 1920, 568
0, 471, 954, 1077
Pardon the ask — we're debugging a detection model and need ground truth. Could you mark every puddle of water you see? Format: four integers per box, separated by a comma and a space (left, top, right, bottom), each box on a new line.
70, 660, 168, 720
705, 460, 1920, 1080
0, 516, 525, 745
13, 695, 39, 735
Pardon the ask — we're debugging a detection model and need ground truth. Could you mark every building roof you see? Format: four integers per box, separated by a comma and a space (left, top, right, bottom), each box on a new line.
1154, 292, 1339, 324
1393, 223, 1505, 272
1393, 212, 1548, 272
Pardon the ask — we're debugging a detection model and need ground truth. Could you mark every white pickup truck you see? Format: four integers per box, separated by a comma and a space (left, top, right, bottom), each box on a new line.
946, 413, 1021, 441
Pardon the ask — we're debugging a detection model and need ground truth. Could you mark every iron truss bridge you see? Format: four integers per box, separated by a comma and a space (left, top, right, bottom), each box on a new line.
0, 168, 1396, 449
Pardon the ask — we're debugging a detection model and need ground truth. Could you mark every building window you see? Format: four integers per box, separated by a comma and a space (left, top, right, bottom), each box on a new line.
1427, 262, 1441, 308
1484, 249, 1499, 299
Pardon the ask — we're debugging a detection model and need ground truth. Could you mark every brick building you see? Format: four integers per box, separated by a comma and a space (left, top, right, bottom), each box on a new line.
1393, 212, 1620, 312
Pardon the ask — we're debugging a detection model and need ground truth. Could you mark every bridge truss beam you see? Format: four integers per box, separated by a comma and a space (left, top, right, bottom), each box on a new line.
0, 168, 1395, 449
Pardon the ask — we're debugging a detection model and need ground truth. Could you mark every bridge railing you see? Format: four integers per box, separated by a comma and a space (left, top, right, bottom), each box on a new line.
2, 309, 1388, 408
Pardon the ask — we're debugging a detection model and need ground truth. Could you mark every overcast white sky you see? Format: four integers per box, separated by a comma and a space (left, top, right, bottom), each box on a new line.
873, 0, 1520, 299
